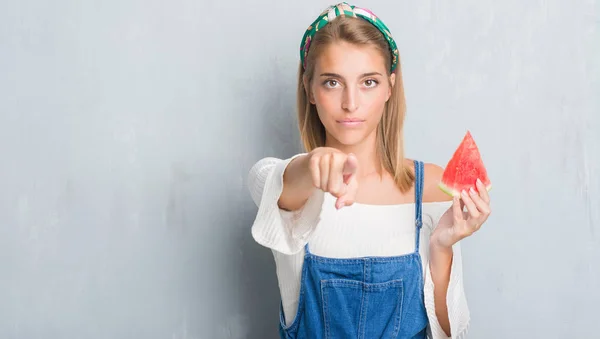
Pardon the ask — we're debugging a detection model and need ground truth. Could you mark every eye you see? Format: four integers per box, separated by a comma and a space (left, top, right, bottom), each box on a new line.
364, 79, 379, 88
323, 79, 339, 88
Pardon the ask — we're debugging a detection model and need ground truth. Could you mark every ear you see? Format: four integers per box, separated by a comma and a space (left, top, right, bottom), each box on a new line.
303, 75, 316, 104
387, 73, 396, 100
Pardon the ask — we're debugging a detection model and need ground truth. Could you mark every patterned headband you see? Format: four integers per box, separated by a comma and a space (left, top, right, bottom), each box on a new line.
299, 2, 399, 73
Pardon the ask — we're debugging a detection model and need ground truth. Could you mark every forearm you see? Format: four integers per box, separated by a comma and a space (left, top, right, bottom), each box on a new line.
278, 154, 315, 211
429, 241, 453, 337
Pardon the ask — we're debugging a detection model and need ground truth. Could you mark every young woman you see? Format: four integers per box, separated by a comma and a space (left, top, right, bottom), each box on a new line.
248, 3, 491, 338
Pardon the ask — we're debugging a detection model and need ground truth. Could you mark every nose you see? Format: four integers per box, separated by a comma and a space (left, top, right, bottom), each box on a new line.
341, 86, 359, 112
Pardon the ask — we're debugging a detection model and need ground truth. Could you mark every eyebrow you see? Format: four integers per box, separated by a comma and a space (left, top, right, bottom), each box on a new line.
319, 72, 383, 78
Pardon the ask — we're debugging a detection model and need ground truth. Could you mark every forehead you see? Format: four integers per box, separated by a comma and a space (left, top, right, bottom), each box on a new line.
314, 41, 388, 76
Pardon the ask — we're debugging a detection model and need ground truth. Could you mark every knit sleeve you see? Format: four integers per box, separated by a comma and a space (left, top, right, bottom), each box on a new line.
247, 154, 325, 255
422, 202, 471, 339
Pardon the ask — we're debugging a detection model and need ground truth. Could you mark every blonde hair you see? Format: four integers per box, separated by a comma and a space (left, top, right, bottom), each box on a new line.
296, 15, 415, 192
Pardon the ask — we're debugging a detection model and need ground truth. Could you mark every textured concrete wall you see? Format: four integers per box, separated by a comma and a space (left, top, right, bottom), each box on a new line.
0, 0, 598, 338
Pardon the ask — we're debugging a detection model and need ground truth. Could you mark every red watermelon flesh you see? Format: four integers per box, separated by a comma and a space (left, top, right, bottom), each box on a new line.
439, 131, 491, 197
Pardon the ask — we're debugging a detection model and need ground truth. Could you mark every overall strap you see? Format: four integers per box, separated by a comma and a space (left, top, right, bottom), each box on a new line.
413, 160, 424, 253
304, 243, 311, 255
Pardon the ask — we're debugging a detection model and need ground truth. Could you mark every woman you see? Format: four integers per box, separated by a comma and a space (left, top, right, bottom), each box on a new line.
248, 3, 491, 338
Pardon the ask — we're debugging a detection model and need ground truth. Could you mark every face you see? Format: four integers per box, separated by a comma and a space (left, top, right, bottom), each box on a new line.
305, 41, 395, 147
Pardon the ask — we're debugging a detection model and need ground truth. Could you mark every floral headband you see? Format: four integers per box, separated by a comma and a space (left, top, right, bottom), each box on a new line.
299, 2, 399, 73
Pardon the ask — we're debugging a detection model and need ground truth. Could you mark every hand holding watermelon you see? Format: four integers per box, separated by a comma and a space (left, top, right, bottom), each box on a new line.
432, 178, 491, 248
432, 131, 492, 248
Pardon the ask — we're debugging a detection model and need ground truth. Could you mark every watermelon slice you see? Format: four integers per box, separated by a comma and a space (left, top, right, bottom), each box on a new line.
439, 131, 491, 197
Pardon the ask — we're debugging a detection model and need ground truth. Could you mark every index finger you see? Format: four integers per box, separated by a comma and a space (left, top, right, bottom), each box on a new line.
476, 178, 490, 204
342, 153, 358, 184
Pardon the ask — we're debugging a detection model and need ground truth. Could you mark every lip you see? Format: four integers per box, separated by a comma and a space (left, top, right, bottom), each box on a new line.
337, 119, 365, 127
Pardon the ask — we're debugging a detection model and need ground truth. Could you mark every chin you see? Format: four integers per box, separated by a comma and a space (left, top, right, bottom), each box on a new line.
330, 132, 368, 147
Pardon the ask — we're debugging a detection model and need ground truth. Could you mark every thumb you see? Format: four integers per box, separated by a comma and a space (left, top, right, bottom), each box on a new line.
336, 167, 359, 209
342, 153, 358, 184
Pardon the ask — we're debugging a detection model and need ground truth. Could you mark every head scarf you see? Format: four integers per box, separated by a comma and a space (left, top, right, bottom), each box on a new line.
299, 2, 399, 73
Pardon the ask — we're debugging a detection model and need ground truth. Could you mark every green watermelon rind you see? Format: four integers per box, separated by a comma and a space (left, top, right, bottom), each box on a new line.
438, 181, 492, 197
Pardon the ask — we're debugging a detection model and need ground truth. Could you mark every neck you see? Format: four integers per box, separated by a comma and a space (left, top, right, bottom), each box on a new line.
324, 131, 381, 177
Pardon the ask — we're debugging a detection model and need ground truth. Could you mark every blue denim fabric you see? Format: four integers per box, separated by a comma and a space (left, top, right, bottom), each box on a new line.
279, 160, 429, 339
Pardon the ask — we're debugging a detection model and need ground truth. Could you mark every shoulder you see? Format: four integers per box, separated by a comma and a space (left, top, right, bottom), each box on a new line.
422, 162, 452, 203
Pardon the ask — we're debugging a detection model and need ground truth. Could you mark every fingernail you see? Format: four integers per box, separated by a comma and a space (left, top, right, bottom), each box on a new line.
476, 178, 482, 185
469, 187, 477, 195
461, 190, 468, 197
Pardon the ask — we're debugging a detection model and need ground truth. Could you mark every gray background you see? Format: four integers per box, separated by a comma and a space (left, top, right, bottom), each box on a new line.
1, 0, 598, 338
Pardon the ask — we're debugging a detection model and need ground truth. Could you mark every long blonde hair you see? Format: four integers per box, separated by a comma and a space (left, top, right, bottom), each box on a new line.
296, 15, 414, 192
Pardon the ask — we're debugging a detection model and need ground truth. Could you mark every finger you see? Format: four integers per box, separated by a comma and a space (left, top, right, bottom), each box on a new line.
336, 173, 358, 209
476, 178, 490, 204
468, 187, 491, 217
452, 195, 463, 222
460, 190, 480, 219
319, 153, 331, 191
328, 154, 346, 197
335, 197, 342, 209
342, 153, 358, 184
335, 196, 351, 210
309, 155, 321, 188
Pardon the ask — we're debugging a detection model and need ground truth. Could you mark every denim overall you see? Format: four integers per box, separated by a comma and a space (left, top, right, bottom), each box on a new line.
279, 160, 429, 339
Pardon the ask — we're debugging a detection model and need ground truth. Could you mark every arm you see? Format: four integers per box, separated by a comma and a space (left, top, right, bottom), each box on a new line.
429, 239, 453, 336
247, 154, 324, 254
278, 154, 316, 211
423, 162, 491, 338
423, 164, 454, 337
